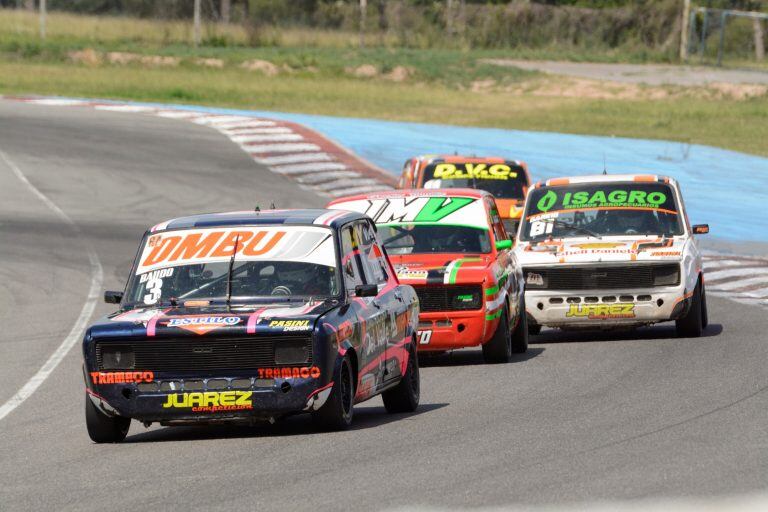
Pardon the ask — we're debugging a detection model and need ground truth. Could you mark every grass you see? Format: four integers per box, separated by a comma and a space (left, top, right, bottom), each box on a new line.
0, 9, 766, 156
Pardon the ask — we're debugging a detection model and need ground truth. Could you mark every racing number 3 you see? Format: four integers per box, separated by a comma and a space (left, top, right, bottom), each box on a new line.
143, 277, 163, 305
417, 330, 432, 345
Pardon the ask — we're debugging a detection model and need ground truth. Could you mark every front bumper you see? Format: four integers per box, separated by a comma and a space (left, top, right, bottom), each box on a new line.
85, 371, 331, 423
525, 284, 689, 329
415, 310, 492, 351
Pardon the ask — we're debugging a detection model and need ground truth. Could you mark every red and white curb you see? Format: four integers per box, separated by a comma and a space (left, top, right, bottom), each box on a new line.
6, 97, 396, 198
702, 252, 768, 308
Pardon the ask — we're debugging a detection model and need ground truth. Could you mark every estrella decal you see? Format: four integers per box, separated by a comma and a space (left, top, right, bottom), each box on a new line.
162, 391, 253, 412
165, 315, 241, 335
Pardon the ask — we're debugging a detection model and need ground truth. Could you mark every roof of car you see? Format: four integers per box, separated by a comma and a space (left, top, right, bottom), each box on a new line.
148, 209, 365, 233
327, 187, 493, 206
535, 174, 676, 188
413, 154, 526, 167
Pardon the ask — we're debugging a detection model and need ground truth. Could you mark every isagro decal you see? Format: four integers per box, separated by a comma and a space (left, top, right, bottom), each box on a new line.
165, 315, 241, 335
565, 303, 635, 319
431, 163, 518, 181
162, 391, 253, 412
268, 319, 312, 331
257, 366, 321, 379
529, 184, 679, 218
136, 226, 335, 274
90, 371, 154, 385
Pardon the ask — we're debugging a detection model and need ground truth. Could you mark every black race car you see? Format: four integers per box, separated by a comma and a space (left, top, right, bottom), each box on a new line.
83, 209, 420, 442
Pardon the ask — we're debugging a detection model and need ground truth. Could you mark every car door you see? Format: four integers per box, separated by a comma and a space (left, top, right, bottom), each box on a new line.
340, 222, 385, 398
487, 197, 518, 318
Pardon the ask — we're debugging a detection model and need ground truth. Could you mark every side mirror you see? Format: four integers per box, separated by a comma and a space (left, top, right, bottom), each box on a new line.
354, 284, 378, 298
495, 239, 513, 250
104, 291, 124, 304
692, 224, 709, 235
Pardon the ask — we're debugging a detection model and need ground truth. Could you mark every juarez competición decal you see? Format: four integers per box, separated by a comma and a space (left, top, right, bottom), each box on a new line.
414, 197, 474, 222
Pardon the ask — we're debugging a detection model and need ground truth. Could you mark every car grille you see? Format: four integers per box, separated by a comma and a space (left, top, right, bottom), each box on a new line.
525, 263, 679, 291
413, 285, 483, 312
95, 335, 312, 372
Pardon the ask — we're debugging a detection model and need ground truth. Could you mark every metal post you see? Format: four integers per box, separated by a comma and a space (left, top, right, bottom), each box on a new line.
754, 17, 765, 61
39, 0, 46, 40
699, 9, 709, 62
359, 0, 367, 49
680, 0, 690, 61
193, 0, 201, 47
221, 0, 231, 24
717, 11, 727, 66
687, 6, 697, 59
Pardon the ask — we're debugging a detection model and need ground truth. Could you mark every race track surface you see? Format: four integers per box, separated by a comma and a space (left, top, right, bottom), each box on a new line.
1, 99, 767, 511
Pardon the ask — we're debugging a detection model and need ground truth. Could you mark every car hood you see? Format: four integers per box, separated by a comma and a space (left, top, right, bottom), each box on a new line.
387, 253, 491, 285
89, 300, 337, 339
515, 236, 686, 266
494, 198, 525, 220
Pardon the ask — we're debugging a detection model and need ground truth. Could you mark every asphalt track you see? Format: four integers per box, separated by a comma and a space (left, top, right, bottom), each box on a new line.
1, 99, 767, 511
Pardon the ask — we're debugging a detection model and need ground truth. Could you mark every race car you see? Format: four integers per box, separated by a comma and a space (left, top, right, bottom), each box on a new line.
83, 209, 420, 442
514, 174, 709, 337
397, 155, 531, 235
327, 189, 527, 363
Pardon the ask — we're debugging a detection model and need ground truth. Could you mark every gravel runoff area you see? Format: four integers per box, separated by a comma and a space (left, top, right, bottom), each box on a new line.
483, 59, 768, 86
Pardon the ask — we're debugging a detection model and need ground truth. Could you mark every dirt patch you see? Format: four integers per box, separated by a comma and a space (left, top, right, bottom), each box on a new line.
68, 48, 102, 66
105, 52, 179, 67
383, 65, 413, 82
195, 58, 224, 68
471, 79, 497, 93
240, 59, 279, 76
347, 64, 378, 78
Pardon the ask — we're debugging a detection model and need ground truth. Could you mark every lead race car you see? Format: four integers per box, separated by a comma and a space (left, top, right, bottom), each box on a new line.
514, 174, 709, 337
327, 189, 527, 363
83, 209, 420, 442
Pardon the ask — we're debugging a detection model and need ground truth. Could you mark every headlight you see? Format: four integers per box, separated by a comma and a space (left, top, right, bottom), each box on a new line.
524, 270, 547, 289
449, 288, 482, 310
653, 264, 680, 286
274, 339, 311, 365
100, 345, 135, 370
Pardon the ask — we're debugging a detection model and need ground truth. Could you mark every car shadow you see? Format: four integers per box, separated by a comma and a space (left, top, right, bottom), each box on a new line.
531, 323, 723, 344
123, 402, 448, 444
418, 347, 544, 368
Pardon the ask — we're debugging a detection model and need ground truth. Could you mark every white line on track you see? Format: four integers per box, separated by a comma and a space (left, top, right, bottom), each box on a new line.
233, 134, 304, 143
271, 161, 348, 174
709, 274, 768, 291
0, 149, 103, 422
296, 171, 362, 184
704, 267, 768, 282
256, 152, 334, 165
220, 127, 293, 136
246, 143, 321, 154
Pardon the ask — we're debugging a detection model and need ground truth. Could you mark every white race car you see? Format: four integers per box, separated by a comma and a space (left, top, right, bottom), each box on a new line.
514, 174, 709, 337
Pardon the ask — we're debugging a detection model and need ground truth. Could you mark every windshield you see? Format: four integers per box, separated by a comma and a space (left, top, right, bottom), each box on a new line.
124, 226, 339, 307
422, 161, 527, 200
379, 224, 491, 254
520, 182, 683, 241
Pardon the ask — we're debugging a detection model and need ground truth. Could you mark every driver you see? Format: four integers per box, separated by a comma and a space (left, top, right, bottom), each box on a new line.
605, 209, 659, 235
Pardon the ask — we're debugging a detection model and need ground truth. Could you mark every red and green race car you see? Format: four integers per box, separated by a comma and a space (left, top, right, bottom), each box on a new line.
328, 189, 528, 363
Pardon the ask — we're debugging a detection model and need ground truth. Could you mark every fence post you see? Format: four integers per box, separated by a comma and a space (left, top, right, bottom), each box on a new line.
680, 0, 690, 61
193, 0, 201, 47
39, 0, 46, 39
699, 8, 709, 62
754, 17, 765, 61
359, 0, 367, 49
221, 0, 231, 24
716, 11, 727, 66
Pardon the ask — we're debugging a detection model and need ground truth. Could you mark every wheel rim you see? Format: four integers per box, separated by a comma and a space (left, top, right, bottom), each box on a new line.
340, 360, 352, 418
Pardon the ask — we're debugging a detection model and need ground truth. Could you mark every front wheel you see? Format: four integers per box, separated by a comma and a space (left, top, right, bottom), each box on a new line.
482, 305, 512, 364
311, 355, 355, 431
510, 295, 529, 354
85, 393, 130, 443
382, 342, 420, 413
676, 280, 704, 338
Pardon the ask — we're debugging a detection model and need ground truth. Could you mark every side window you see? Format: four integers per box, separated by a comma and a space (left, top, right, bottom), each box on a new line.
488, 199, 507, 241
340, 225, 365, 296
355, 221, 389, 286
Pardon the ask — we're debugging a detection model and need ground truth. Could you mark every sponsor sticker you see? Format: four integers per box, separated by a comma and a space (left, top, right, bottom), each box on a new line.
330, 196, 488, 229
432, 163, 517, 181
257, 366, 321, 379
162, 391, 253, 413
565, 303, 636, 320
526, 272, 544, 286
268, 319, 312, 332
166, 316, 242, 335
90, 371, 154, 385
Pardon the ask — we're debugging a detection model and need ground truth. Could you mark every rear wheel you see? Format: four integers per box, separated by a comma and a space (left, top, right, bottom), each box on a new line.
676, 280, 704, 338
382, 342, 420, 413
701, 283, 709, 329
510, 296, 529, 354
311, 355, 354, 431
528, 322, 542, 336
85, 393, 130, 443
482, 305, 512, 364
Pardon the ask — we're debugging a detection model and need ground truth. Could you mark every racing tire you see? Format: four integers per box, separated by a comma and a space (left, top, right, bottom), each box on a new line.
676, 280, 704, 338
701, 283, 709, 329
85, 393, 130, 443
382, 342, 420, 413
482, 304, 512, 364
528, 323, 542, 336
510, 296, 529, 354
311, 355, 355, 431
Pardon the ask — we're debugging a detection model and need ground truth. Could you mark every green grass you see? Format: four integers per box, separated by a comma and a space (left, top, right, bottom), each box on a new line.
0, 10, 766, 156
